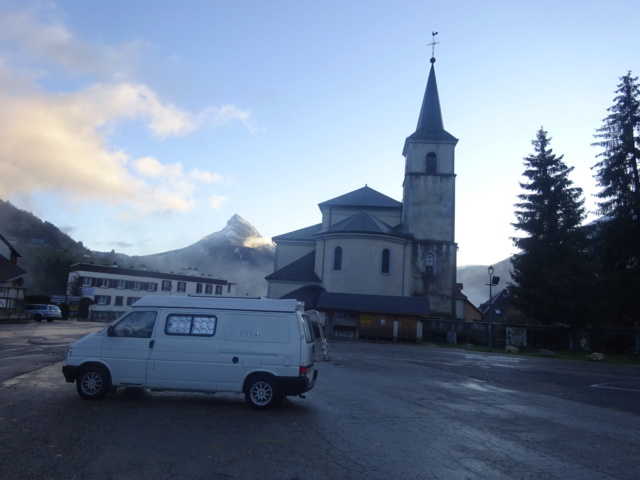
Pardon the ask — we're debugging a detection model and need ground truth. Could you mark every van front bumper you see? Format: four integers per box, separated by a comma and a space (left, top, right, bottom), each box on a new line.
62, 365, 78, 383
277, 369, 318, 396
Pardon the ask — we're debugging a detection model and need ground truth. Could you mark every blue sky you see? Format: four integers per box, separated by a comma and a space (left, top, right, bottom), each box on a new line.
0, 0, 638, 267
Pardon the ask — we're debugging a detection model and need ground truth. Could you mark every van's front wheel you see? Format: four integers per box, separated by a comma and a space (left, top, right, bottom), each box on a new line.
76, 365, 111, 400
245, 375, 279, 410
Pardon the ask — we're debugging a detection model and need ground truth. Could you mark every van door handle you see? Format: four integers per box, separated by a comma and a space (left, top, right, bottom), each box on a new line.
149, 340, 155, 349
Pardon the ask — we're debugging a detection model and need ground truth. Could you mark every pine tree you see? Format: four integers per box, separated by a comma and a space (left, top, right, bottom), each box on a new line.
510, 128, 589, 326
591, 72, 640, 325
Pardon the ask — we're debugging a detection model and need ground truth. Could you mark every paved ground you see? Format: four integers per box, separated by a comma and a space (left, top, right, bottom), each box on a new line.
1, 323, 639, 479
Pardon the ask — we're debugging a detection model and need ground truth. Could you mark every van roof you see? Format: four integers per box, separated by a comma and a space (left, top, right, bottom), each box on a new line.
132, 295, 304, 313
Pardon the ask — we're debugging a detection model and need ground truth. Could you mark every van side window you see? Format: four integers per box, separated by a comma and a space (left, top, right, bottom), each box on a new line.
165, 314, 217, 337
112, 311, 157, 338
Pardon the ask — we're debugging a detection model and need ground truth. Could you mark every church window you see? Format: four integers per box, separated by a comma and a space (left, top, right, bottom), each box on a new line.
333, 246, 343, 271
426, 152, 437, 174
425, 251, 436, 275
381, 249, 390, 274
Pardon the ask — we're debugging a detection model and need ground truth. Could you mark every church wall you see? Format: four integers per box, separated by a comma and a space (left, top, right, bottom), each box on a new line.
404, 141, 455, 175
267, 281, 304, 300
320, 236, 406, 296
405, 241, 457, 315
403, 174, 455, 241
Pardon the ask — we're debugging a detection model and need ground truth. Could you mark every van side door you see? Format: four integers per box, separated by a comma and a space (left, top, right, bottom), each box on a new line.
146, 312, 220, 390
101, 311, 158, 385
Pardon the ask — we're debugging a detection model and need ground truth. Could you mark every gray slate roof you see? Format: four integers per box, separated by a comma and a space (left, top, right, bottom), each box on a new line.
317, 292, 430, 315
318, 185, 401, 209
279, 285, 323, 308
315, 211, 406, 238
272, 224, 322, 242
265, 251, 320, 283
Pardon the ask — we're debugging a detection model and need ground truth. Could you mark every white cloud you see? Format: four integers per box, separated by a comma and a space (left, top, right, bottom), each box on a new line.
244, 236, 274, 248
189, 169, 224, 184
208, 194, 229, 209
0, 2, 250, 218
132, 156, 184, 179
0, 2, 143, 79
0, 75, 238, 216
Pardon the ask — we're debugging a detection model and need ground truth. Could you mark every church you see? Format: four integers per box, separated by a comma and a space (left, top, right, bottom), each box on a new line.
266, 52, 460, 341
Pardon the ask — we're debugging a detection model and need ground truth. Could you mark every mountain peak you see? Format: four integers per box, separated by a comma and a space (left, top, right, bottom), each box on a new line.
200, 214, 271, 248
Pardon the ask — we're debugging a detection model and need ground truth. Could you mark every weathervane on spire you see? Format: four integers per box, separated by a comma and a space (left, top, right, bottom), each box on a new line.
429, 31, 439, 63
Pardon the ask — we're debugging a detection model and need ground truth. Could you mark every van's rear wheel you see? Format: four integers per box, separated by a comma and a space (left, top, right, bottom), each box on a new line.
76, 365, 111, 400
34, 314, 43, 322
245, 375, 279, 410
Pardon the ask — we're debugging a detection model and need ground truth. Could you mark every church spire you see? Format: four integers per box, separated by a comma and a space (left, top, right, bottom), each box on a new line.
415, 58, 445, 134
403, 35, 457, 155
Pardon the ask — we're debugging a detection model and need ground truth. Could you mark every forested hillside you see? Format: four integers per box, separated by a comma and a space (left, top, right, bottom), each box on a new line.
0, 199, 91, 295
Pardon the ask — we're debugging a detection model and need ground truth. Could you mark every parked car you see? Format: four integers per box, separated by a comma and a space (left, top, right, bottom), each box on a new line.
25, 304, 62, 322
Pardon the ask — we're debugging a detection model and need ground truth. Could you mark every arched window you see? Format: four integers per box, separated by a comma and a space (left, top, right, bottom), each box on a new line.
333, 246, 343, 271
426, 152, 437, 174
381, 248, 390, 274
425, 251, 436, 275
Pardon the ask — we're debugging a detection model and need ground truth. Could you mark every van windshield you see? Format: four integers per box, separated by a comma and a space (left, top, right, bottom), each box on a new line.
300, 314, 314, 344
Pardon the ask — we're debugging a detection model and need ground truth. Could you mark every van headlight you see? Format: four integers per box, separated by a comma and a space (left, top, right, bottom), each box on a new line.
67, 347, 73, 357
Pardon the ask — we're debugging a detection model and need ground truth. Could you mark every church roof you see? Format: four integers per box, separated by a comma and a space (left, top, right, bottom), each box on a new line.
317, 292, 430, 316
318, 185, 401, 210
279, 285, 323, 309
265, 251, 320, 283
403, 58, 458, 154
272, 223, 322, 242
315, 211, 406, 238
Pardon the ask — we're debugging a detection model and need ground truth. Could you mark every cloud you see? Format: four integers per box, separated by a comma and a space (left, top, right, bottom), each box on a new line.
0, 2, 142, 78
132, 157, 184, 179
189, 169, 224, 184
202, 104, 257, 132
208, 194, 229, 209
0, 2, 252, 218
0, 78, 234, 216
244, 236, 274, 248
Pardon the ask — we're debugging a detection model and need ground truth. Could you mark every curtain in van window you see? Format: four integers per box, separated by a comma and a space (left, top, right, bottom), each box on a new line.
165, 315, 217, 336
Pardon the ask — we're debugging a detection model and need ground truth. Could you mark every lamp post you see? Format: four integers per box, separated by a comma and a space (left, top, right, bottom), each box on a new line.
485, 266, 500, 351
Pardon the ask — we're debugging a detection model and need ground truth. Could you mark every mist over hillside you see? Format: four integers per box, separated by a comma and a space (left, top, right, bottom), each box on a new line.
1, 199, 274, 297
120, 214, 275, 296
457, 258, 513, 307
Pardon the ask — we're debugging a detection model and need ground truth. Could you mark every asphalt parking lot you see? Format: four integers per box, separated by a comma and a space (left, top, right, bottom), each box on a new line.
1, 322, 639, 479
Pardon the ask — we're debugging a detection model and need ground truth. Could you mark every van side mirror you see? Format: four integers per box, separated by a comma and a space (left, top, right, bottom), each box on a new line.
107, 325, 115, 337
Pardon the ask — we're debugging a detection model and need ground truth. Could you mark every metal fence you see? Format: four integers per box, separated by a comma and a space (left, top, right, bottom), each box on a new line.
423, 319, 636, 354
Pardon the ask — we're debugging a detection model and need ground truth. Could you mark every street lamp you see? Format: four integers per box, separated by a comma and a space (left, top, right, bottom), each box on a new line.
486, 266, 500, 351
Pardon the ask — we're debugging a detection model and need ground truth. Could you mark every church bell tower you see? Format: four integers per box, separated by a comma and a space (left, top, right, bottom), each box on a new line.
402, 39, 458, 316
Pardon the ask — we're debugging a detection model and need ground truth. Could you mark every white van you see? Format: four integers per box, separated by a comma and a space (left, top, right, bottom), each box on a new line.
62, 295, 318, 410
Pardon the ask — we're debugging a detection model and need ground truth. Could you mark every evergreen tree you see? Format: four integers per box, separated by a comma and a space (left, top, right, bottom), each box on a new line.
510, 128, 589, 326
591, 72, 640, 326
